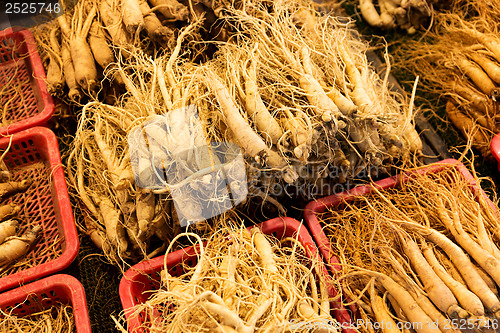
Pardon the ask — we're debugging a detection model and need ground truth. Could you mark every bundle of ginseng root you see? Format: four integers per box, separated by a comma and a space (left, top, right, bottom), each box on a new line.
394, 5, 500, 158
0, 303, 74, 332
321, 162, 500, 333
116, 225, 339, 332
32, 0, 221, 103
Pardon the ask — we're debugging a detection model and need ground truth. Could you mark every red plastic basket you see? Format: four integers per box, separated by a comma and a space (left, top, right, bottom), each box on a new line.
0, 27, 54, 135
491, 133, 500, 171
304, 158, 498, 294
0, 274, 91, 332
119, 217, 356, 333
0, 127, 78, 292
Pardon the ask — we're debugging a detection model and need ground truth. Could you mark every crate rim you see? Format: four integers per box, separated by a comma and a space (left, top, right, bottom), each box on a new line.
0, 27, 55, 135
0, 127, 79, 292
0, 274, 91, 333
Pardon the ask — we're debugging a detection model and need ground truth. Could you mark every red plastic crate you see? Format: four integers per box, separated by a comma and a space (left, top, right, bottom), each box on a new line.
119, 217, 356, 333
491, 133, 500, 172
0, 27, 54, 135
0, 127, 78, 292
0, 274, 91, 333
304, 159, 498, 303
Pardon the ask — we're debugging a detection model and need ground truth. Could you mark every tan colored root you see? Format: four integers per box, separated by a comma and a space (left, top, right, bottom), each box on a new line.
278, 106, 312, 162
407, 287, 460, 333
421, 241, 485, 317
139, 0, 175, 46
0, 180, 30, 198
359, 0, 386, 28
136, 190, 156, 239
100, 0, 131, 49
455, 57, 497, 97
370, 285, 401, 333
88, 21, 114, 70
469, 52, 500, 84
475, 264, 498, 296
378, 274, 437, 333
436, 196, 500, 292
0, 225, 41, 267
204, 70, 297, 182
0, 219, 18, 244
244, 57, 284, 145
148, 0, 189, 20
387, 294, 415, 333
61, 42, 81, 103
446, 101, 492, 158
322, 163, 500, 331
97, 195, 128, 256
298, 46, 340, 123
120, 225, 337, 332
121, 0, 144, 33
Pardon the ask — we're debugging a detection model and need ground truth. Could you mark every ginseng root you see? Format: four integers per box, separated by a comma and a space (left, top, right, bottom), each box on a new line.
399, 234, 466, 318
0, 220, 18, 244
421, 240, 485, 317
0, 225, 41, 267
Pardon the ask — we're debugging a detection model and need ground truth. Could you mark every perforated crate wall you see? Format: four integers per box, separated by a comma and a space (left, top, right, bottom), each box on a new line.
0, 127, 78, 292
0, 28, 54, 135
0, 274, 91, 333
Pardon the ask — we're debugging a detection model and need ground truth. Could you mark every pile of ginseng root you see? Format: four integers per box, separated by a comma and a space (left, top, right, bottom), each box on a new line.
0, 303, 74, 332
394, 0, 500, 159
65, 0, 423, 267
355, 0, 451, 33
33, 0, 228, 103
116, 224, 339, 333
321, 162, 500, 333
